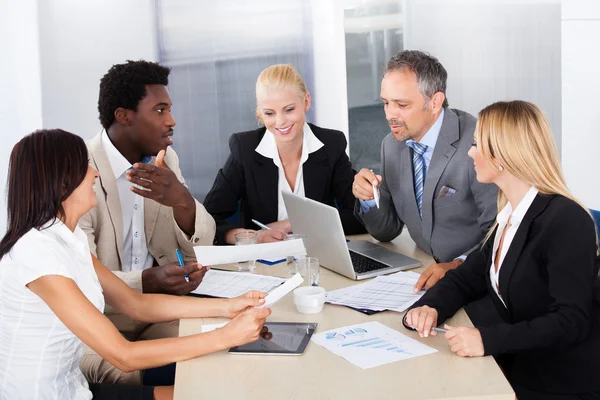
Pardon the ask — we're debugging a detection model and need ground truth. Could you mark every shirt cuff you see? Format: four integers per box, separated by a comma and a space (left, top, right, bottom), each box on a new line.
359, 199, 377, 214
454, 254, 467, 262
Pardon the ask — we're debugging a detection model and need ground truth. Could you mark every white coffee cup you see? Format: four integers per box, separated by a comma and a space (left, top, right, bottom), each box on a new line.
293, 286, 326, 314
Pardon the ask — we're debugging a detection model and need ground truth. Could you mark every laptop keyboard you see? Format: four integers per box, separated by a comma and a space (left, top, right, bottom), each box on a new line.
349, 251, 390, 274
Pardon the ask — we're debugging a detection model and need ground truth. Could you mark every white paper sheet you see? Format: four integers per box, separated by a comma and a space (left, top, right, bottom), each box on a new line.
191, 269, 287, 298
193, 239, 305, 266
258, 273, 303, 308
325, 271, 425, 312
201, 322, 228, 333
311, 321, 437, 369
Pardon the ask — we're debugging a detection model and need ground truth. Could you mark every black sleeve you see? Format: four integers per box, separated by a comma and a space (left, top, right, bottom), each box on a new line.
203, 134, 246, 245
403, 236, 493, 330
330, 133, 367, 235
478, 206, 597, 356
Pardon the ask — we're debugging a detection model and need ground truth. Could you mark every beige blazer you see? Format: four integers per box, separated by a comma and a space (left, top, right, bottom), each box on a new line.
79, 133, 216, 331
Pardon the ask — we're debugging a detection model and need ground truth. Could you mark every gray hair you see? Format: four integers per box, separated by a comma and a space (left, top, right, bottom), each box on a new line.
384, 50, 449, 108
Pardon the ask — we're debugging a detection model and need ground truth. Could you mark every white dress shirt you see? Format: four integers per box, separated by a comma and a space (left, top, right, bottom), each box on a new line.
0, 220, 104, 400
490, 186, 539, 306
255, 122, 324, 221
102, 130, 154, 272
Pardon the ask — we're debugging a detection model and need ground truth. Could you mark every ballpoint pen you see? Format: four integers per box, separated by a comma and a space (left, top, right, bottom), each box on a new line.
370, 169, 380, 209
431, 327, 448, 334
175, 249, 190, 283
251, 219, 272, 231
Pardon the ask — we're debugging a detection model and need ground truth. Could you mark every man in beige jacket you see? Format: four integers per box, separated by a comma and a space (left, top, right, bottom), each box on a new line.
79, 60, 216, 385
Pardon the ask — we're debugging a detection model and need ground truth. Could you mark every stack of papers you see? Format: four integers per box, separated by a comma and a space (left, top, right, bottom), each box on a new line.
311, 321, 437, 369
191, 269, 287, 298
325, 271, 424, 312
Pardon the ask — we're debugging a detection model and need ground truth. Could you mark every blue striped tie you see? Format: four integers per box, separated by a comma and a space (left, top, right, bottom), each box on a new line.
408, 142, 428, 217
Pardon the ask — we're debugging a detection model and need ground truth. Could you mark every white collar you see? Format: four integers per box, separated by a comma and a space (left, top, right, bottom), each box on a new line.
101, 129, 133, 179
406, 108, 444, 150
496, 186, 539, 226
255, 122, 324, 166
40, 219, 85, 252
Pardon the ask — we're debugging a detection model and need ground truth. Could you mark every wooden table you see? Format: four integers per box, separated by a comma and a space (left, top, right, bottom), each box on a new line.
174, 232, 515, 400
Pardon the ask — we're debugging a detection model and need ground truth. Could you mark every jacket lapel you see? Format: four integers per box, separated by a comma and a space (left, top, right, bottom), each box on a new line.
253, 152, 279, 222
303, 147, 329, 202
422, 110, 459, 243
497, 194, 552, 309
88, 133, 125, 264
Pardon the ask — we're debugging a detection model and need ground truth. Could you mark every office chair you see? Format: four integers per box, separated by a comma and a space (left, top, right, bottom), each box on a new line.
591, 209, 600, 242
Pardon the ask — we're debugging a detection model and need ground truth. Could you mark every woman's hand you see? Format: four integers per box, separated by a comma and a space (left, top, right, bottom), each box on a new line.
255, 229, 286, 243
221, 307, 272, 347
404, 306, 439, 337
266, 220, 292, 234
444, 324, 484, 357
224, 290, 267, 318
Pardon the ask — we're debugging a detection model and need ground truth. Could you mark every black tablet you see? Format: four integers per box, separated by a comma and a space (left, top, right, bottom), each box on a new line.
229, 322, 317, 355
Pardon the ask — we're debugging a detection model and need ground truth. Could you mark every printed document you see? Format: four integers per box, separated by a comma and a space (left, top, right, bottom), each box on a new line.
311, 321, 437, 369
191, 269, 287, 298
325, 271, 424, 312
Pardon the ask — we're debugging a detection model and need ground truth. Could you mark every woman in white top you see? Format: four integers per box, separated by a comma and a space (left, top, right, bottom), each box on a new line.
204, 64, 366, 245
0, 129, 271, 400
403, 101, 600, 399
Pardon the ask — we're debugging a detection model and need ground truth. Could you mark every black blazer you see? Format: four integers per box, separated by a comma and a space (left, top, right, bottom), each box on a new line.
204, 123, 366, 244
406, 194, 600, 394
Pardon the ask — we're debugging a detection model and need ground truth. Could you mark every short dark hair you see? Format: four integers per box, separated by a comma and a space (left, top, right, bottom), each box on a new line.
98, 60, 171, 130
0, 129, 88, 259
385, 50, 449, 108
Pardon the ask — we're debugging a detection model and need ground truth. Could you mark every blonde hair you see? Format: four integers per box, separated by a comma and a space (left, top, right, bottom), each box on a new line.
255, 64, 308, 122
477, 100, 596, 244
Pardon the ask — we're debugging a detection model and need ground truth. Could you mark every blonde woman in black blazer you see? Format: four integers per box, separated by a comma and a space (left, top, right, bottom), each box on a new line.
205, 64, 365, 244
404, 101, 600, 399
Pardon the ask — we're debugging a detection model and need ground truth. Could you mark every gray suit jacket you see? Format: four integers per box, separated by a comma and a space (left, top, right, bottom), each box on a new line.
355, 108, 497, 262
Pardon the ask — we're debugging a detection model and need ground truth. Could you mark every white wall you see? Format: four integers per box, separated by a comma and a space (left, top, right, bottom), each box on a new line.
562, 0, 600, 210
311, 0, 350, 147
0, 0, 44, 235
37, 0, 158, 139
404, 0, 562, 147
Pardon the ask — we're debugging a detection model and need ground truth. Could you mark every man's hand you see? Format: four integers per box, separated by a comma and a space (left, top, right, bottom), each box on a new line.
224, 290, 267, 318
404, 305, 439, 338
444, 324, 484, 357
142, 262, 207, 295
255, 230, 286, 243
352, 168, 382, 200
127, 150, 196, 235
414, 260, 463, 293
127, 150, 195, 209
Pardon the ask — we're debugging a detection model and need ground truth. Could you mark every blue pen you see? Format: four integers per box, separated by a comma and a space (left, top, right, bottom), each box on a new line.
251, 219, 272, 231
175, 249, 189, 282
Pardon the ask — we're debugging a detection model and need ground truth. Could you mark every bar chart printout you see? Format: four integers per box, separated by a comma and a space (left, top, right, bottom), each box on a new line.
311, 321, 437, 369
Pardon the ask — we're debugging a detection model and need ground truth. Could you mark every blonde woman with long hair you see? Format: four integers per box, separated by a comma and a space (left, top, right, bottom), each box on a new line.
204, 64, 365, 244
404, 101, 600, 399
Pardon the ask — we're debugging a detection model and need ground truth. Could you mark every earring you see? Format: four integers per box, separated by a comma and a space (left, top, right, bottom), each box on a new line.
498, 165, 504, 172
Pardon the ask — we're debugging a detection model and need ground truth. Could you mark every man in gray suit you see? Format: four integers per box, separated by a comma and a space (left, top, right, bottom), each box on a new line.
353, 50, 497, 292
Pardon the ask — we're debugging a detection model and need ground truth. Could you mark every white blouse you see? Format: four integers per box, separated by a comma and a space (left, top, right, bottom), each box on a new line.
255, 122, 324, 221
489, 186, 539, 307
0, 220, 104, 400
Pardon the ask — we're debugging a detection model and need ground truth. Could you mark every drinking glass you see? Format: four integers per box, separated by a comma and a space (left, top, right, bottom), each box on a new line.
234, 231, 256, 272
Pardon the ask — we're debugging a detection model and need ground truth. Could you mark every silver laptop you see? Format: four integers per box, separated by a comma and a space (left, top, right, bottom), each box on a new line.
282, 192, 421, 280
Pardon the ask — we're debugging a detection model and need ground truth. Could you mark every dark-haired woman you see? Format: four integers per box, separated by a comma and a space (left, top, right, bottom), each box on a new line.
0, 129, 271, 400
